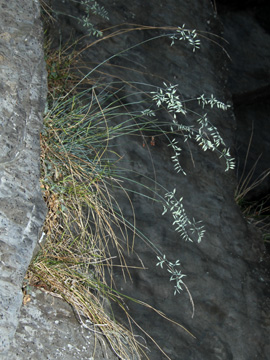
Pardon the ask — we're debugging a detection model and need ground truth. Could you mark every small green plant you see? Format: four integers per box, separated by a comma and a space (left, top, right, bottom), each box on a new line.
148, 83, 234, 173
169, 24, 201, 51
161, 188, 205, 243
40, 0, 109, 37
79, 0, 109, 37
138, 80, 234, 299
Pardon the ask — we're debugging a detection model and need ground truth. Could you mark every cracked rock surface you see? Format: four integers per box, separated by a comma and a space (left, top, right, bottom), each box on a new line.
0, 0, 47, 354
8, 288, 118, 360
1, 0, 269, 359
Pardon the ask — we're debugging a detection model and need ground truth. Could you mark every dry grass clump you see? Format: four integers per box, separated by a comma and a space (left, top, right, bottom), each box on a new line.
25, 40, 149, 358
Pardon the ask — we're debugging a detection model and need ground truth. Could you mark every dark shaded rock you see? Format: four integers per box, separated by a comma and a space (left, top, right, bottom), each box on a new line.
220, 11, 270, 95
220, 10, 270, 201
215, 0, 269, 13
0, 0, 47, 354
42, 0, 270, 359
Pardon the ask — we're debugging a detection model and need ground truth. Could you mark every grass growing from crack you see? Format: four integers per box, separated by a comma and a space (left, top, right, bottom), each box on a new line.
25, 41, 150, 359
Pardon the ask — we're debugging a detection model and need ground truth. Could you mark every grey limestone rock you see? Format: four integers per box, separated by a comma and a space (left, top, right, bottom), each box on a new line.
0, 0, 47, 354
8, 288, 119, 360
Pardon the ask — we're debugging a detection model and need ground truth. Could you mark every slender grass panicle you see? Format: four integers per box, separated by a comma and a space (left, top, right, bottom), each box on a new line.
146, 83, 235, 174
169, 24, 201, 52
162, 189, 205, 243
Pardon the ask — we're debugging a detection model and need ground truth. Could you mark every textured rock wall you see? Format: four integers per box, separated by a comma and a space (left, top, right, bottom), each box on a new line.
8, 289, 119, 360
1, 0, 269, 359
0, 0, 47, 354
220, 9, 270, 201
60, 1, 268, 359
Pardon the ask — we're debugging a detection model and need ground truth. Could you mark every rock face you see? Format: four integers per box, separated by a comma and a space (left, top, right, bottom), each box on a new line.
1, 0, 269, 359
219, 7, 270, 202
0, 0, 47, 354
8, 288, 119, 360
45, 0, 269, 359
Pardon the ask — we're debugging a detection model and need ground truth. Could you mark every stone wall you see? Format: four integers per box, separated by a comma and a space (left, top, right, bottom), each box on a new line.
62, 1, 269, 358
0, 0, 269, 359
0, 0, 47, 354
